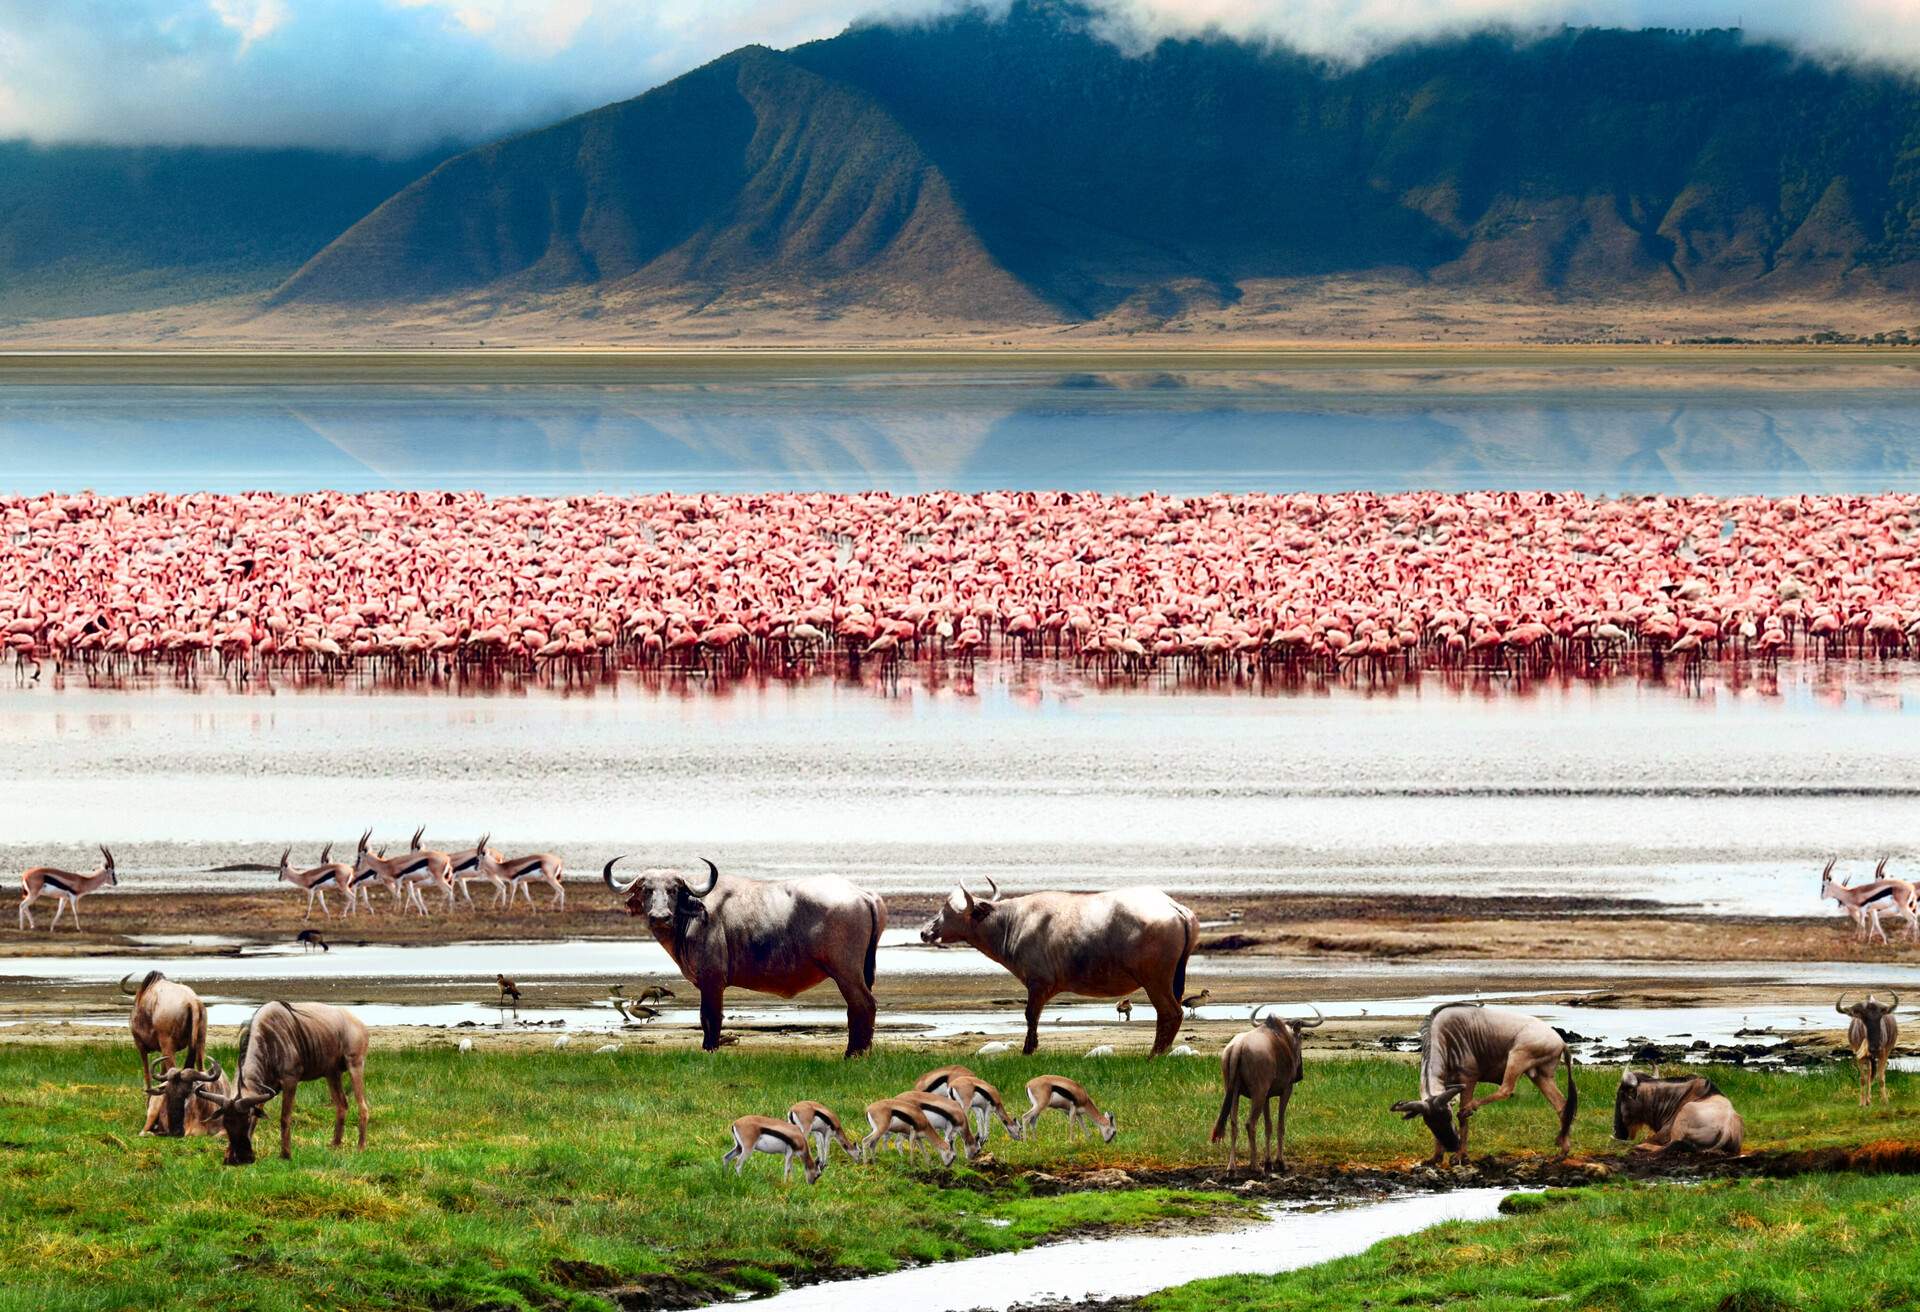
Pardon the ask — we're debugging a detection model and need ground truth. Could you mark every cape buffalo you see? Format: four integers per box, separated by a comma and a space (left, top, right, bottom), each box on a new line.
1613, 1071, 1743, 1155
918, 878, 1197, 1055
1390, 1002, 1577, 1165
603, 857, 886, 1057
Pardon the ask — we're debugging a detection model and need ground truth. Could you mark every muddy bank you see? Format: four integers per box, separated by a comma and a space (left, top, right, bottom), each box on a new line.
0, 890, 1894, 967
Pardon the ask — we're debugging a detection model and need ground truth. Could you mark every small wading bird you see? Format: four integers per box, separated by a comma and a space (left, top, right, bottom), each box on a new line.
18, 845, 118, 931
1116, 995, 1134, 1022
1182, 988, 1212, 1019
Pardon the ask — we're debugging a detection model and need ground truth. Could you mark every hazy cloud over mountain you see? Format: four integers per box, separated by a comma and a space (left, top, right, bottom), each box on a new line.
2, 0, 1915, 156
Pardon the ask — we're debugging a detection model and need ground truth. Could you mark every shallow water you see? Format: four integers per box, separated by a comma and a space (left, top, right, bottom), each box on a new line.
719, 1187, 1515, 1312
4, 372, 1920, 496
3, 666, 1918, 914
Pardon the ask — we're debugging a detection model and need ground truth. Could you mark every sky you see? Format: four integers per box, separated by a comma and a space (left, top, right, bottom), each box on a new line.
0, 0, 1915, 157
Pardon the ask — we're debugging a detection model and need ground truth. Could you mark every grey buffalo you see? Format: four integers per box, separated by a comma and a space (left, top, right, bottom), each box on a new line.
918, 878, 1198, 1055
1390, 1003, 1578, 1164
1613, 1071, 1743, 1155
194, 1000, 370, 1164
603, 858, 886, 1057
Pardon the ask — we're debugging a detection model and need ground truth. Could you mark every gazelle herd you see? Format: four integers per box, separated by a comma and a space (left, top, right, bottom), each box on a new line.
724, 1065, 1116, 1184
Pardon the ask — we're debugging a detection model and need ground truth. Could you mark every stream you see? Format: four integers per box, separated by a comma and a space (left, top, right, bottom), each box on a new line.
718, 1188, 1514, 1311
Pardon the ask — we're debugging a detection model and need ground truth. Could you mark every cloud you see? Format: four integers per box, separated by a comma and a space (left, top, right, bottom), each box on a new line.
0, 1, 1913, 158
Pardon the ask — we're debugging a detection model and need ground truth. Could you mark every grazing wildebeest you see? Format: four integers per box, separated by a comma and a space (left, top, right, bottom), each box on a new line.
1838, 991, 1900, 1106
1210, 1004, 1324, 1175
142, 1053, 229, 1138
123, 971, 207, 1107
1389, 1003, 1577, 1165
193, 1000, 370, 1164
1612, 1072, 1743, 1155
602, 857, 886, 1057
918, 877, 1197, 1055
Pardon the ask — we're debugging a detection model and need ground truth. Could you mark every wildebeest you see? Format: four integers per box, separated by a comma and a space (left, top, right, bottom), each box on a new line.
1838, 991, 1900, 1106
1612, 1071, 1743, 1155
1210, 1004, 1324, 1175
603, 857, 886, 1057
1389, 1003, 1577, 1164
123, 971, 207, 1097
193, 1000, 370, 1164
142, 1053, 229, 1138
918, 878, 1197, 1055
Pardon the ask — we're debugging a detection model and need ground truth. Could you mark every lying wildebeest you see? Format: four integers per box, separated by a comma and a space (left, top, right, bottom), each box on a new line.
193, 1000, 370, 1164
918, 877, 1197, 1055
123, 971, 207, 1101
1838, 991, 1900, 1106
1612, 1071, 1743, 1155
142, 1053, 230, 1138
1211, 1004, 1324, 1175
1390, 1003, 1577, 1165
603, 857, 886, 1057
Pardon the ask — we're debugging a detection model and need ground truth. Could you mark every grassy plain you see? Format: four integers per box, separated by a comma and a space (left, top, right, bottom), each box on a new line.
3, 1043, 1917, 1311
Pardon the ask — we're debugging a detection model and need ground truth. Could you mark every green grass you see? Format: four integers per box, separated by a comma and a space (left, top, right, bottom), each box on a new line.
0, 1044, 1912, 1311
1144, 1174, 1920, 1311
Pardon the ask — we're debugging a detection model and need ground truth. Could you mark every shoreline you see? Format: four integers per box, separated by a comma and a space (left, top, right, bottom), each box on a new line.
3, 344, 1919, 387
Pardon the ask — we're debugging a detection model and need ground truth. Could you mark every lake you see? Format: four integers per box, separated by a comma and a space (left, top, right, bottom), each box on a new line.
4, 363, 1920, 495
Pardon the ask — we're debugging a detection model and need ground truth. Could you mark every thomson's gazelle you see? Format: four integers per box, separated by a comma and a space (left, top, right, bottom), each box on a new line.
722, 1115, 824, 1183
1020, 1075, 1119, 1142
18, 845, 117, 930
788, 1101, 861, 1161
277, 844, 352, 919
859, 1097, 956, 1165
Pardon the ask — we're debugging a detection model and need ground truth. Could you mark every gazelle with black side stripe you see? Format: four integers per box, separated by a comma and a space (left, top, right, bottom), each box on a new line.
1820, 857, 1919, 945
478, 840, 566, 910
19, 845, 117, 930
277, 843, 352, 919
350, 829, 439, 916
446, 835, 511, 909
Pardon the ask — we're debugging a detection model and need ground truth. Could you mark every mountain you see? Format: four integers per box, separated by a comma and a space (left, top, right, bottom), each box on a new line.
13, 2, 1920, 341
0, 142, 448, 323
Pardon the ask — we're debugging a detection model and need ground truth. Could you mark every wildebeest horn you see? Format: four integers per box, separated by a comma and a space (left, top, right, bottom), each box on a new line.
602, 856, 637, 893
194, 1084, 233, 1108
1889, 992, 1902, 1011
143, 1050, 168, 1084
690, 859, 719, 898
198, 1057, 224, 1085
1249, 1004, 1267, 1024
1295, 1003, 1325, 1029
119, 973, 139, 996
1837, 992, 1855, 1015
983, 873, 1002, 900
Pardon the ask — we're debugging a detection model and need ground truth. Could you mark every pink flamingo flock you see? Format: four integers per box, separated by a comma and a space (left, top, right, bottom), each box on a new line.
2, 490, 1916, 681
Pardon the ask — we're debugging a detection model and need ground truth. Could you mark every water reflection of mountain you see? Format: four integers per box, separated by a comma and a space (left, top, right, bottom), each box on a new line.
2, 376, 1918, 495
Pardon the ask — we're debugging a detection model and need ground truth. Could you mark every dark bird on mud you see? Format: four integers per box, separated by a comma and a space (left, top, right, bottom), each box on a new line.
614, 1000, 660, 1025
636, 984, 677, 1004
1182, 988, 1212, 1019
496, 974, 521, 1008
295, 929, 328, 953
1116, 996, 1134, 1022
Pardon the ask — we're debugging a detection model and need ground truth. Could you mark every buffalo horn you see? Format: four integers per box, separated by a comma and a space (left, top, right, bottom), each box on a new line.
602, 856, 637, 894
690, 859, 719, 898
